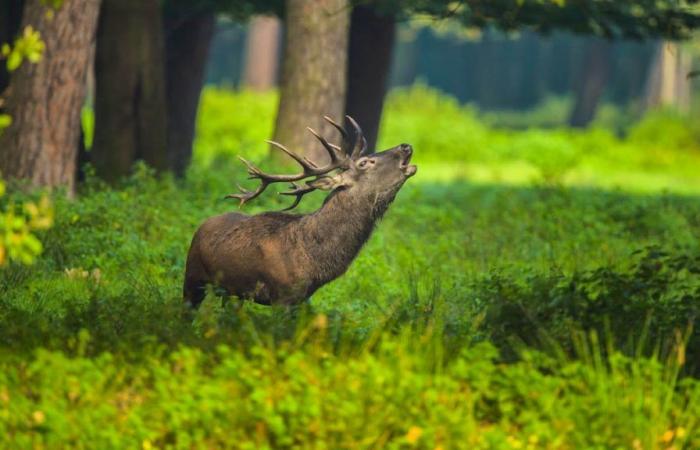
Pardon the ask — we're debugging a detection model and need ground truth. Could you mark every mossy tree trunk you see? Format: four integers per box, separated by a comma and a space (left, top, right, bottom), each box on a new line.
92, 0, 167, 183
344, 5, 395, 152
273, 0, 349, 164
164, 8, 216, 177
0, 0, 100, 192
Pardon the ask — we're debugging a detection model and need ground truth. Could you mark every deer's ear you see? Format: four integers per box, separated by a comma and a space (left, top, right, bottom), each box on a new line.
308, 174, 345, 191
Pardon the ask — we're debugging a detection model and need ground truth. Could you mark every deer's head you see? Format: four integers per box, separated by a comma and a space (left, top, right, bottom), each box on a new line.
227, 116, 416, 210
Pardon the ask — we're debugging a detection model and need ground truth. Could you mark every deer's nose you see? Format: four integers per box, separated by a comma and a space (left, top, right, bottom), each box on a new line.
400, 143, 412, 152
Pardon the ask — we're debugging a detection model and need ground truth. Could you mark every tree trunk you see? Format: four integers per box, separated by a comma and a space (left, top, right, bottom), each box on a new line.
242, 15, 281, 91
344, 5, 395, 152
273, 0, 349, 164
92, 0, 167, 183
0, 0, 24, 96
644, 41, 692, 112
568, 38, 613, 128
0, 0, 100, 192
164, 10, 216, 177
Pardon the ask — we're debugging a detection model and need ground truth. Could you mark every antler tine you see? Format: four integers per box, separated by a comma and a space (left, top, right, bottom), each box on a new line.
224, 181, 270, 207
323, 115, 348, 140
358, 134, 369, 157
266, 140, 317, 172
279, 181, 317, 211
345, 115, 368, 159
236, 155, 309, 182
238, 156, 263, 178
227, 152, 313, 208
303, 156, 318, 168
324, 115, 358, 157
228, 117, 363, 209
307, 127, 344, 163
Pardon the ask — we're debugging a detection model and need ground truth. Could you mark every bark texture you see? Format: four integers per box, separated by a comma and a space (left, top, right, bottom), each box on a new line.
345, 5, 395, 152
92, 0, 167, 183
0, 0, 100, 191
164, 10, 216, 177
242, 16, 281, 91
568, 38, 613, 128
273, 0, 349, 164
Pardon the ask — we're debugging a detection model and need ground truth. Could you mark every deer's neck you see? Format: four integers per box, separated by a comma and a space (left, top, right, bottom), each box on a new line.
298, 188, 394, 286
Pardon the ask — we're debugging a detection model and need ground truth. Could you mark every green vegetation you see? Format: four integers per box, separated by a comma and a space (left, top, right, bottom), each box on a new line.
2, 87, 700, 448
1, 25, 44, 72
0, 180, 53, 266
0, 25, 53, 268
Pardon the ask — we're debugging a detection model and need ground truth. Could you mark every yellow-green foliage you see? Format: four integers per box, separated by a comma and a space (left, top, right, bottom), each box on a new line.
1, 88, 700, 448
193, 88, 277, 166
0, 181, 53, 266
1, 25, 44, 72
376, 85, 700, 191
1, 332, 698, 449
0, 21, 53, 267
194, 85, 700, 192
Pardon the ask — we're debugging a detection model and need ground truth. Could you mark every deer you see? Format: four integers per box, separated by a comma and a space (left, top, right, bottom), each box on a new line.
183, 116, 416, 308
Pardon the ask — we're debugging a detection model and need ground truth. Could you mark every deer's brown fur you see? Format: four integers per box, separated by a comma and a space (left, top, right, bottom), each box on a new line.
183, 116, 416, 307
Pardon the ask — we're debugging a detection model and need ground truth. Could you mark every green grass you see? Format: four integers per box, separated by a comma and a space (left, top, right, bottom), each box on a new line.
1, 86, 700, 448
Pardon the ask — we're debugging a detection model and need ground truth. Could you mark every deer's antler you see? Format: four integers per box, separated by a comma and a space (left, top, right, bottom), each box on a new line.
225, 115, 367, 209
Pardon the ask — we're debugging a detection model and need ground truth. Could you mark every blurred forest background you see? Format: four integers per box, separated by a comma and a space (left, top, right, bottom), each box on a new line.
209, 18, 695, 128
3, 0, 700, 190
4, 1, 700, 448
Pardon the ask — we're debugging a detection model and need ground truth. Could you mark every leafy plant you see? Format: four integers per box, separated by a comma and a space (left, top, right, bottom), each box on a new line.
0, 26, 44, 72
0, 23, 52, 268
0, 180, 53, 266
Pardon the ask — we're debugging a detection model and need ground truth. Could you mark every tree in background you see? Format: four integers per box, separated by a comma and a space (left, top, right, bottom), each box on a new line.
3, 0, 700, 190
345, 5, 396, 151
273, 0, 349, 163
164, 2, 217, 177
92, 0, 168, 183
0, 0, 100, 192
242, 16, 281, 91
92, 0, 281, 180
345, 0, 700, 137
568, 38, 613, 127
645, 42, 693, 112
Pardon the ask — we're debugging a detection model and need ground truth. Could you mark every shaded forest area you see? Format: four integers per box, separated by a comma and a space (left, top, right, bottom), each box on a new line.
208, 17, 695, 130
209, 23, 654, 109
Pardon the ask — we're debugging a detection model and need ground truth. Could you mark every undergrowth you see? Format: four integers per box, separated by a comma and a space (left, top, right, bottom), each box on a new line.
1, 87, 700, 448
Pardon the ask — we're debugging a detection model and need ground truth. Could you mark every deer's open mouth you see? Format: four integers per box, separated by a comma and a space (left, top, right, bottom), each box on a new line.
399, 146, 417, 177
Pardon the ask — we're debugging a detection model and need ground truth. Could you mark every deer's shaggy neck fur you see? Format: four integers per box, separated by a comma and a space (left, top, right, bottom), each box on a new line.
296, 186, 399, 290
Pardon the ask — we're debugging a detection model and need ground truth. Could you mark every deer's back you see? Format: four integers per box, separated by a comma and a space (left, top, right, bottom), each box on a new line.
187, 211, 310, 304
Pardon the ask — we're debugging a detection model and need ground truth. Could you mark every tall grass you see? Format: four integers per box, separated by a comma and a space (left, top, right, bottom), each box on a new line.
1, 86, 700, 448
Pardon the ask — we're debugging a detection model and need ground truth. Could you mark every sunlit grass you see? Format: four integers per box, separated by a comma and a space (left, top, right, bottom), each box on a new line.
194, 86, 700, 195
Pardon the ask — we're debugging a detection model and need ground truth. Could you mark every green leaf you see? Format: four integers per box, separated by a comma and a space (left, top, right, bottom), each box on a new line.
6, 52, 21, 71
0, 114, 11, 130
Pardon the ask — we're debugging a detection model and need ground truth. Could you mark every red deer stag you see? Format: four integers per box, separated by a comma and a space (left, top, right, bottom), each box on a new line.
183, 116, 416, 307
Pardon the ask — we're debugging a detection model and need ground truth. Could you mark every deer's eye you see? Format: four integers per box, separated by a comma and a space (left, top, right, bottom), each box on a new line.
357, 158, 375, 169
